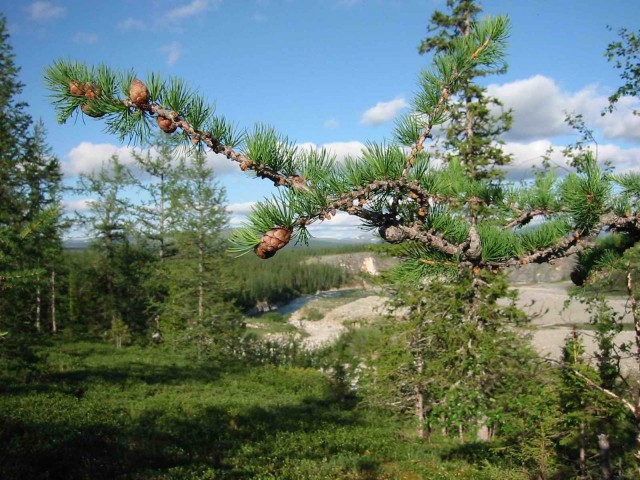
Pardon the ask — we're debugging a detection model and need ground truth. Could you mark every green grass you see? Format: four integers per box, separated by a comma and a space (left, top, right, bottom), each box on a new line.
0, 340, 529, 480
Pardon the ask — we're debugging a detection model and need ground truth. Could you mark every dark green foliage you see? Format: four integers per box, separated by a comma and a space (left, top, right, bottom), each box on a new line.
358, 272, 530, 437
572, 234, 636, 288
561, 153, 612, 234
1, 341, 535, 480
228, 245, 359, 310
0, 17, 63, 374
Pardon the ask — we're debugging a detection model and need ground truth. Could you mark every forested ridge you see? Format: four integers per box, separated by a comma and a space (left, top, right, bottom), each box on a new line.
3, 2, 640, 479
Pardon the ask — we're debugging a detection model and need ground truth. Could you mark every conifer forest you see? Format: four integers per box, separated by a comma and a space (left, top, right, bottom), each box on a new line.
3, 1, 640, 478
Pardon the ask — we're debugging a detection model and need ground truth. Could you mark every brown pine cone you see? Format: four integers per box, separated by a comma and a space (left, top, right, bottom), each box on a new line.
83, 83, 100, 99
254, 227, 292, 259
157, 116, 177, 133
130, 78, 150, 107
69, 81, 85, 96
378, 225, 405, 244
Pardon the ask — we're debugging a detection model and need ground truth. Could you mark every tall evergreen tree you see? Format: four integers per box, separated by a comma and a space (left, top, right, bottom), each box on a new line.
161, 151, 243, 357
0, 16, 62, 341
131, 137, 181, 336
73, 155, 150, 333
418, 0, 512, 180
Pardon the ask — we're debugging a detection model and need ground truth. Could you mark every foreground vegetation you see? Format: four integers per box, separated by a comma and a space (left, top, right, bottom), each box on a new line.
1, 340, 536, 480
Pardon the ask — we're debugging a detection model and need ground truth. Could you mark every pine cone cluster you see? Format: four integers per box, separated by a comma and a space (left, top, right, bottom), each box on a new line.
130, 79, 150, 107
68, 81, 100, 99
254, 227, 292, 259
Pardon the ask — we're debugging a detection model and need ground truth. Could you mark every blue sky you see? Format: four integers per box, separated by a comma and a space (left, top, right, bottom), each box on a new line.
3, 0, 640, 239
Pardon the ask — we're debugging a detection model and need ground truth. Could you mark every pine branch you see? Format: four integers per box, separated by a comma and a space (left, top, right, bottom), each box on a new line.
44, 15, 640, 273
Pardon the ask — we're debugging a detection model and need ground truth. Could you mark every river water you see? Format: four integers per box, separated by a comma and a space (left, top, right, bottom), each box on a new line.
273, 289, 359, 316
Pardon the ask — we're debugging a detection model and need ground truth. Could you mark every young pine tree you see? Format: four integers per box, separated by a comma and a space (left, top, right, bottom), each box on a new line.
73, 155, 151, 334
161, 151, 243, 358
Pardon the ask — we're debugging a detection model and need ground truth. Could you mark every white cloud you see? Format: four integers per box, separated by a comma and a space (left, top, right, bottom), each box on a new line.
298, 141, 366, 162
596, 96, 640, 141
27, 1, 65, 20
65, 141, 246, 178
360, 97, 408, 126
117, 17, 146, 31
73, 32, 98, 44
64, 142, 139, 175
166, 0, 221, 21
487, 76, 571, 140
308, 212, 374, 240
252, 12, 267, 22
487, 75, 640, 143
597, 143, 640, 173
62, 199, 92, 213
228, 202, 256, 215
203, 151, 238, 175
323, 118, 340, 130
228, 202, 257, 226
161, 42, 182, 66
500, 140, 640, 181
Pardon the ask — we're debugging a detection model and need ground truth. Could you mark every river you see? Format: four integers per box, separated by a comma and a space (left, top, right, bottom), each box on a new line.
269, 289, 359, 316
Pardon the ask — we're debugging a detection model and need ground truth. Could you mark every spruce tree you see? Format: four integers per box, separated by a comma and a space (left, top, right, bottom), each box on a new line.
0, 16, 62, 343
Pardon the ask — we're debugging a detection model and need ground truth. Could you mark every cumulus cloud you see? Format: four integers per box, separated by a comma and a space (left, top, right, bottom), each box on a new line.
488, 76, 573, 140
360, 97, 408, 126
73, 32, 98, 44
487, 75, 640, 143
203, 151, 238, 175
308, 212, 374, 240
499, 140, 640, 181
227, 202, 257, 226
297, 141, 366, 162
228, 202, 256, 216
161, 42, 182, 66
65, 142, 240, 178
27, 1, 65, 20
596, 95, 640, 141
597, 143, 640, 172
64, 142, 139, 175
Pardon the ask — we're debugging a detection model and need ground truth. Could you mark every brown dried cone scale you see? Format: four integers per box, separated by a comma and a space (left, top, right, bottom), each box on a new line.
254, 227, 292, 259
83, 83, 100, 99
157, 115, 177, 133
130, 78, 150, 107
